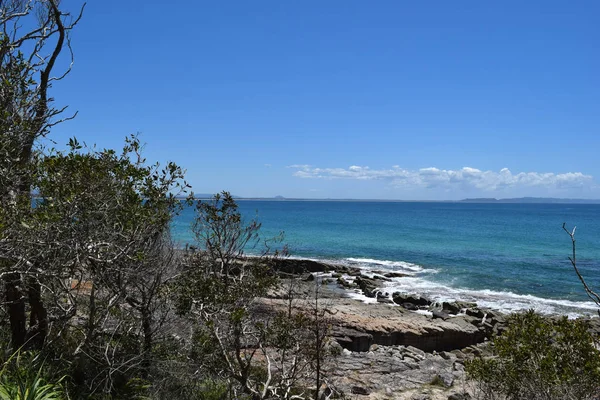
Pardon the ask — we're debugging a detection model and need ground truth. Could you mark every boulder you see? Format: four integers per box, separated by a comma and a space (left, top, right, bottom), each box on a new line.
392, 292, 432, 307
442, 301, 477, 314
331, 326, 373, 352
351, 386, 370, 395
336, 277, 355, 289
401, 302, 419, 311
384, 271, 409, 279
355, 276, 379, 298
273, 258, 332, 274
432, 310, 451, 320
465, 308, 486, 319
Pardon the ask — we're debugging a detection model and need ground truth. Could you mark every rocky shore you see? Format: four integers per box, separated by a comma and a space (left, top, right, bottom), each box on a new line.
265, 257, 600, 399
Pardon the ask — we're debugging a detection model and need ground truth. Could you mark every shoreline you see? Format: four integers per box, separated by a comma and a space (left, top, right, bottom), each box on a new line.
271, 255, 599, 318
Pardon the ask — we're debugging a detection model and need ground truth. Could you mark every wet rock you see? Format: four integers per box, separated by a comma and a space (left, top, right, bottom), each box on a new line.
393, 292, 432, 307
465, 308, 486, 318
432, 309, 450, 320
356, 276, 380, 298
336, 277, 355, 289
384, 271, 409, 278
273, 258, 332, 274
442, 302, 462, 314
442, 301, 475, 315
377, 296, 394, 304
402, 302, 419, 311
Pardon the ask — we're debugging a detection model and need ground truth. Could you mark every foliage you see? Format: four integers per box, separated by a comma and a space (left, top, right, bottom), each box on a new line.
2, 4, 332, 398
0, 135, 189, 397
175, 192, 330, 400
466, 310, 600, 400
0, 351, 66, 400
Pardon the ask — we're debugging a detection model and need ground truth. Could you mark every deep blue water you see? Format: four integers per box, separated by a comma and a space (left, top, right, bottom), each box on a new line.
171, 201, 600, 316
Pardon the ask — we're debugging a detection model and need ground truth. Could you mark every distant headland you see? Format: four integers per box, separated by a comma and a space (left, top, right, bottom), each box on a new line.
182, 195, 600, 204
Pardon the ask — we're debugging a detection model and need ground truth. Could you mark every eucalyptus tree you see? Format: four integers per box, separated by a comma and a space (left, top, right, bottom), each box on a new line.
0, 0, 84, 349
4, 136, 190, 395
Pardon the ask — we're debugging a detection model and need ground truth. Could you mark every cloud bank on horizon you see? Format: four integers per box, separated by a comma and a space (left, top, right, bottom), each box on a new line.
288, 165, 595, 195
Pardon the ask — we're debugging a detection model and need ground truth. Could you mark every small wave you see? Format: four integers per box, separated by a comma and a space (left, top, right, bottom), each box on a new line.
384, 277, 598, 317
345, 257, 430, 273
277, 255, 597, 316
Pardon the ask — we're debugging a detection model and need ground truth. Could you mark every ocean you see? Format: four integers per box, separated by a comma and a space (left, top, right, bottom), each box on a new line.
171, 200, 600, 317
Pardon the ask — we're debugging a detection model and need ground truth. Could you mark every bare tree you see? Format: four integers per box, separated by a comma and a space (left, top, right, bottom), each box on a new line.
562, 223, 600, 315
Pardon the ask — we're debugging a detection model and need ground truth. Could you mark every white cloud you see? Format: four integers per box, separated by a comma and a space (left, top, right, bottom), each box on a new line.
264, 163, 272, 168
286, 165, 594, 192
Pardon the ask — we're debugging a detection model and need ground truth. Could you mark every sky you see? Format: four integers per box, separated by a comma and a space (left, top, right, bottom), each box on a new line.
48, 1, 599, 200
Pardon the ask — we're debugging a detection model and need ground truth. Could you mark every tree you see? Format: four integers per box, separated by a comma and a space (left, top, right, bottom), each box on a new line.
0, 136, 190, 396
175, 193, 331, 400
1, 0, 84, 350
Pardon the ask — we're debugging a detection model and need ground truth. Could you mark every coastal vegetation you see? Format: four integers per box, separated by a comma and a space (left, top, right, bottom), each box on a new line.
1, 2, 599, 400
1, 2, 330, 398
466, 311, 600, 400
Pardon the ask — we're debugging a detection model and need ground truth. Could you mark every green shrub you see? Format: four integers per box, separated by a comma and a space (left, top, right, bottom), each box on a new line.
0, 351, 66, 400
466, 310, 600, 400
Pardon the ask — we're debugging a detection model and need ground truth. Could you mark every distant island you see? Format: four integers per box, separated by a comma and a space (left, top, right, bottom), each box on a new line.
181, 195, 600, 204
459, 197, 600, 204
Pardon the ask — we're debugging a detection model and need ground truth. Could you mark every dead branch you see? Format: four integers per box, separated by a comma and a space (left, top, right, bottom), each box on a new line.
562, 223, 600, 312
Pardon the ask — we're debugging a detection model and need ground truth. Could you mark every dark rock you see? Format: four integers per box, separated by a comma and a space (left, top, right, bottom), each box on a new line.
401, 302, 419, 311
355, 276, 379, 298
441, 301, 477, 315
350, 386, 370, 395
384, 271, 409, 279
376, 291, 389, 299
432, 310, 450, 320
273, 258, 332, 274
331, 326, 373, 352
442, 302, 460, 314
372, 274, 391, 282
335, 265, 362, 276
465, 308, 485, 318
392, 292, 431, 307
377, 297, 394, 304
336, 277, 355, 289
448, 394, 471, 400
302, 273, 315, 282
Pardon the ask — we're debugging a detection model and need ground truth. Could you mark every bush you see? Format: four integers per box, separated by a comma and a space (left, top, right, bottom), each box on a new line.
0, 351, 66, 400
466, 310, 600, 400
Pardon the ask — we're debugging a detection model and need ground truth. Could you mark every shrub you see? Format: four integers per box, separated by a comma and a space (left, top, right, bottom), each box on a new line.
0, 351, 66, 400
466, 310, 600, 400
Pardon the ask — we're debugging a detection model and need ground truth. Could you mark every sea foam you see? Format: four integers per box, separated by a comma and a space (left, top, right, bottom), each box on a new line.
329, 257, 598, 317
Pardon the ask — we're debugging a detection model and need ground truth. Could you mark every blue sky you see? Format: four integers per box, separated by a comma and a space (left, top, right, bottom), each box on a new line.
50, 1, 599, 200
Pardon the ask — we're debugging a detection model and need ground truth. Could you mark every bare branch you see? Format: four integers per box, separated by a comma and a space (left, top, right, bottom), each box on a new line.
563, 223, 600, 313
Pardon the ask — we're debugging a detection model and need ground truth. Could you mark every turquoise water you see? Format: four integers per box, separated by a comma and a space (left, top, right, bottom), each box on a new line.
171, 201, 600, 316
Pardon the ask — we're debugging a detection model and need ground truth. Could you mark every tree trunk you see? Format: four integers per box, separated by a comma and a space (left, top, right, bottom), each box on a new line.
6, 272, 26, 350
141, 307, 153, 378
26, 277, 48, 349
